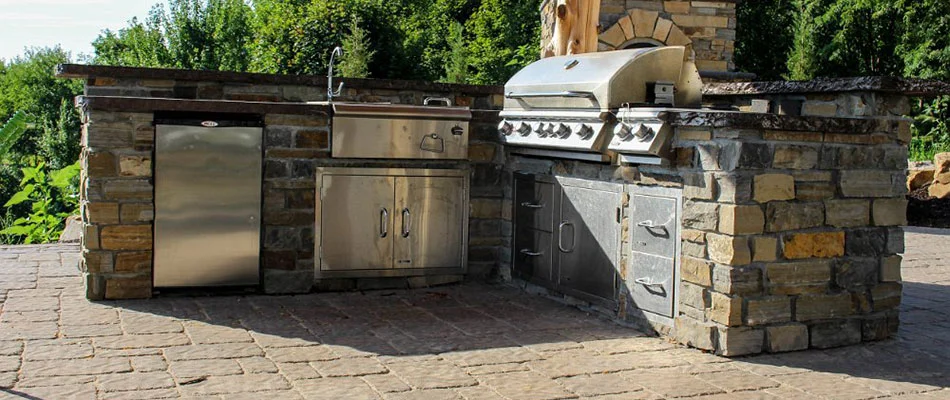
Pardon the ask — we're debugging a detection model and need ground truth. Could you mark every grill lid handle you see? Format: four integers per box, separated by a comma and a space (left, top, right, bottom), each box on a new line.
505, 91, 596, 100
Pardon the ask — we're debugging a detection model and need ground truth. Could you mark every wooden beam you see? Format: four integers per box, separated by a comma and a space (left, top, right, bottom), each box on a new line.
551, 0, 600, 56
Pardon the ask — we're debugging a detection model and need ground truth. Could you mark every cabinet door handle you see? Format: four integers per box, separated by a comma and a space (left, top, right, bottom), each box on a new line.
380, 208, 389, 238
401, 208, 412, 238
519, 249, 542, 257
520, 201, 544, 209
558, 221, 575, 253
635, 277, 665, 288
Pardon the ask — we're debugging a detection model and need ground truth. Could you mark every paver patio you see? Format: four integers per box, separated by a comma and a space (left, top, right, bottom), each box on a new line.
0, 227, 948, 399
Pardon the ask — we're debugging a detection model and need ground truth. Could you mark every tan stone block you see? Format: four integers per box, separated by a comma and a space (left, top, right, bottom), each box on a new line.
83, 224, 100, 250
880, 255, 902, 282
708, 292, 742, 326
84, 202, 119, 224
711, 265, 763, 296
718, 205, 764, 235
120, 203, 153, 223
680, 282, 707, 310
782, 232, 845, 260
85, 151, 117, 178
763, 130, 823, 142
682, 229, 706, 244
629, 9, 660, 38
666, 26, 692, 46
795, 293, 854, 321
653, 17, 674, 42
100, 225, 152, 251
118, 155, 151, 177
907, 168, 935, 191
115, 252, 152, 273
746, 297, 791, 325
928, 182, 950, 199
872, 198, 908, 226
754, 174, 795, 203
769, 284, 829, 296
871, 282, 902, 311
469, 199, 502, 219
599, 24, 626, 48
707, 233, 751, 266
671, 14, 729, 28
105, 276, 152, 299
840, 170, 901, 198
83, 251, 114, 274
673, 317, 715, 351
795, 182, 836, 201
695, 60, 728, 72
766, 202, 824, 232
773, 145, 819, 169
766, 260, 832, 285
676, 128, 712, 141
618, 16, 634, 40
692, 1, 736, 8
716, 326, 764, 356
752, 236, 777, 262
681, 257, 713, 287
824, 199, 870, 228
765, 324, 809, 353
664, 1, 691, 14
801, 101, 839, 117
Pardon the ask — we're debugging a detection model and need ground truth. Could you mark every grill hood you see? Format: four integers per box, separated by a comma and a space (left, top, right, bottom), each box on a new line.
503, 46, 702, 111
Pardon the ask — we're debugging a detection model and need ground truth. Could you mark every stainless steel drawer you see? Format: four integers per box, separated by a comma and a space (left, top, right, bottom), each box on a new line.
631, 194, 677, 257
629, 252, 675, 317
514, 229, 554, 284
515, 176, 556, 232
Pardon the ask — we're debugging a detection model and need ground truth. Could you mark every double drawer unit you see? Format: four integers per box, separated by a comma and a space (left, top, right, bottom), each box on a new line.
513, 173, 623, 308
626, 185, 682, 322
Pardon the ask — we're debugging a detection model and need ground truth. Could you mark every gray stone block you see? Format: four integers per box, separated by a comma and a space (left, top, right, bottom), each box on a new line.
846, 229, 887, 257
716, 326, 764, 356
809, 319, 862, 349
263, 269, 312, 294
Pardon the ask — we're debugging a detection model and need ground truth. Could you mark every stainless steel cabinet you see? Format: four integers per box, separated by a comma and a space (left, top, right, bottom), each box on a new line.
316, 168, 469, 278
627, 185, 682, 319
154, 116, 263, 288
513, 173, 622, 308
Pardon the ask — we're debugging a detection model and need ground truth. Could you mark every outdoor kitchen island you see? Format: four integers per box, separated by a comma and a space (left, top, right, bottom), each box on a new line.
60, 62, 911, 356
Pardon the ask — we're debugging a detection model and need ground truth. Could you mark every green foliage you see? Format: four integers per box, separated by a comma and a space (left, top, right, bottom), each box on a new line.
338, 18, 375, 79
93, 11, 170, 68
735, 0, 797, 80
0, 159, 80, 245
0, 111, 32, 161
442, 22, 470, 84
463, 0, 540, 85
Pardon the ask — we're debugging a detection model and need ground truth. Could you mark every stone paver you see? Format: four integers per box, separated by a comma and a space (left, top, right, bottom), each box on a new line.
0, 229, 949, 398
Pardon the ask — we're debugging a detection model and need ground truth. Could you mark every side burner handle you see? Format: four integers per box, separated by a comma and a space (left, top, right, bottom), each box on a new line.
424, 97, 453, 106
505, 91, 596, 100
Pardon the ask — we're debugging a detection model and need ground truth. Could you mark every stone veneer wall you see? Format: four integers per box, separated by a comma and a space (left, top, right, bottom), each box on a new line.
65, 65, 506, 299
540, 0, 737, 72
501, 112, 909, 356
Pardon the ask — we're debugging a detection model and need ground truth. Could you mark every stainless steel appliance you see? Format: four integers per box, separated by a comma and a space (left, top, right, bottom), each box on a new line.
514, 173, 623, 308
331, 102, 472, 160
154, 114, 263, 287
498, 46, 702, 164
626, 185, 682, 323
315, 168, 469, 279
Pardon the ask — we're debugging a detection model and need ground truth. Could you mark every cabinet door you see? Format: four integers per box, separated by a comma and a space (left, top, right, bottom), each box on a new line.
631, 194, 677, 258
394, 176, 465, 269
514, 229, 554, 284
514, 174, 556, 232
320, 175, 395, 271
556, 184, 621, 304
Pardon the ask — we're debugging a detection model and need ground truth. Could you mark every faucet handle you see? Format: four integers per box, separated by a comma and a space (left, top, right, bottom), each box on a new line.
330, 82, 344, 97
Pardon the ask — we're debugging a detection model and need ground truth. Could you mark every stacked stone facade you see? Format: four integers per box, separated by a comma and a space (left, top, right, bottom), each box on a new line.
64, 65, 504, 299
499, 111, 909, 356
540, 0, 738, 72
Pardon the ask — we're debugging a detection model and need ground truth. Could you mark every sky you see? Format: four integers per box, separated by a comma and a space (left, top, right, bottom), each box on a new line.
0, 0, 164, 62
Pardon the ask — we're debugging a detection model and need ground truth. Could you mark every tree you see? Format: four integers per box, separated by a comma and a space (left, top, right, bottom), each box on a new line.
338, 18, 375, 78
735, 0, 797, 80
442, 22, 469, 83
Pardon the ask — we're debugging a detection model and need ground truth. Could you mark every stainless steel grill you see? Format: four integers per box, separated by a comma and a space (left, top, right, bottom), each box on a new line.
498, 46, 702, 163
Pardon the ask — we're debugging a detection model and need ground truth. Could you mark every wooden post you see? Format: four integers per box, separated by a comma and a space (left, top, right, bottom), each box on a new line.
551, 0, 600, 56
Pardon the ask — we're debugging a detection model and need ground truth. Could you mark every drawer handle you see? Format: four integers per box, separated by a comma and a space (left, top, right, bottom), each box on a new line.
637, 220, 660, 229
401, 208, 412, 238
635, 277, 665, 288
520, 201, 544, 209
520, 249, 543, 257
558, 221, 575, 253
380, 208, 389, 238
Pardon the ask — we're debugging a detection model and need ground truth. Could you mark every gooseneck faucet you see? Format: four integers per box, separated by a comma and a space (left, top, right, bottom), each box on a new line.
327, 46, 344, 102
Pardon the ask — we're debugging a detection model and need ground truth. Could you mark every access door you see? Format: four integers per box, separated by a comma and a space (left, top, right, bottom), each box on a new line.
320, 175, 395, 271
394, 176, 466, 269
556, 181, 622, 305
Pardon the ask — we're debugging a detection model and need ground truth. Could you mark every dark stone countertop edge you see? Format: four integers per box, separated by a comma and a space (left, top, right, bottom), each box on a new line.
667, 111, 895, 134
77, 96, 503, 120
57, 64, 505, 96
704, 76, 950, 97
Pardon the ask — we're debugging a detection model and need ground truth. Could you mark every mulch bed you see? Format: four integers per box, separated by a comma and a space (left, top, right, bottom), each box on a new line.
907, 186, 950, 228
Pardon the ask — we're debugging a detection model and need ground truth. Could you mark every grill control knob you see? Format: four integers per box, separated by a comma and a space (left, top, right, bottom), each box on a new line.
633, 123, 654, 141
576, 124, 594, 139
515, 122, 532, 136
540, 123, 555, 137
498, 120, 513, 136
554, 123, 571, 138
614, 123, 634, 140
533, 122, 546, 137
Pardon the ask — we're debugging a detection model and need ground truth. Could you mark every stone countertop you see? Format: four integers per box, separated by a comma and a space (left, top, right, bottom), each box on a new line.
667, 110, 901, 134
704, 76, 950, 97
56, 63, 504, 96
